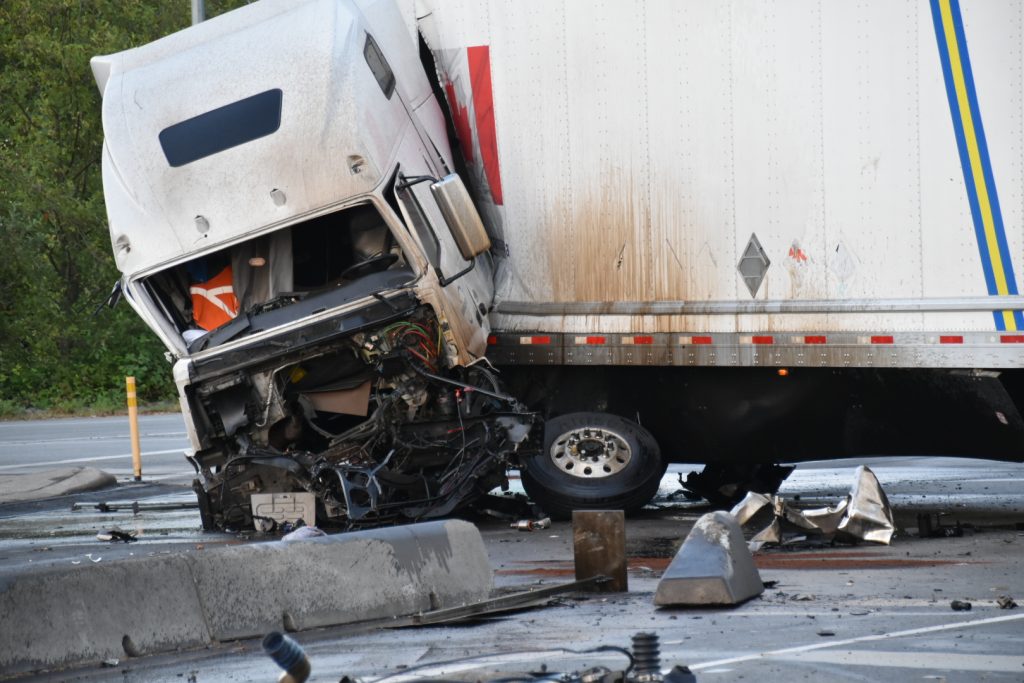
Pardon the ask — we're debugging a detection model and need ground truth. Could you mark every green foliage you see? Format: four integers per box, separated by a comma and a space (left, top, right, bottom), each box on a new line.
0, 0, 249, 413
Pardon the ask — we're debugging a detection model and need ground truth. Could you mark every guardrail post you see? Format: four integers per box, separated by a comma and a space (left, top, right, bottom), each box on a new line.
126, 376, 142, 481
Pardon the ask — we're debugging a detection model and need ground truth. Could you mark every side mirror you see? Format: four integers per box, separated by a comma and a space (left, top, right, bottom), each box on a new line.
430, 174, 491, 260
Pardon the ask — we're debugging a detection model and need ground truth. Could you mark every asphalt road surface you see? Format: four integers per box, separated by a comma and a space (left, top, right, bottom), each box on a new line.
1, 455, 1020, 682
1, 417, 1023, 681
0, 414, 192, 482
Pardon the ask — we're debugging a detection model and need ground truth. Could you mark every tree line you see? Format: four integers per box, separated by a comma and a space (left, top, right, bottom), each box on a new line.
0, 1, 248, 415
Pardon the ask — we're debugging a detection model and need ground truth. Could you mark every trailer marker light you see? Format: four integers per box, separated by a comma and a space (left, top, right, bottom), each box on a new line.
692, 336, 713, 345
939, 335, 963, 344
1000, 335, 1024, 344
574, 336, 606, 345
752, 336, 774, 345
777, 368, 789, 377
870, 336, 894, 345
521, 335, 551, 345
804, 335, 827, 345
487, 335, 497, 345
634, 336, 654, 345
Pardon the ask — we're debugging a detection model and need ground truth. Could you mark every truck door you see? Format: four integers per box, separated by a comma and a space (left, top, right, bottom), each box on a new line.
392, 156, 494, 358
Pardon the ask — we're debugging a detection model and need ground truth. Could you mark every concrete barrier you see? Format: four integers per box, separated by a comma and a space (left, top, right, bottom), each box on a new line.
192, 520, 494, 640
654, 511, 764, 607
0, 519, 492, 676
0, 554, 209, 674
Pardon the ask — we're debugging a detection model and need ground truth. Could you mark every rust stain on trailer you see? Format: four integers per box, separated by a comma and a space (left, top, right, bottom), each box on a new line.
546, 167, 688, 305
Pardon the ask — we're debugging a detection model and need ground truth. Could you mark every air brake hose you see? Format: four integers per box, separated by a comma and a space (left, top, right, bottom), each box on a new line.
263, 631, 311, 683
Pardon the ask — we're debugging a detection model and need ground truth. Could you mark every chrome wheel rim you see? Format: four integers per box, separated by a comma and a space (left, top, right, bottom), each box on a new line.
549, 427, 632, 478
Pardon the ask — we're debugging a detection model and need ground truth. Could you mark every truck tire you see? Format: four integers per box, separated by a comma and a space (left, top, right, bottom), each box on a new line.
521, 412, 665, 519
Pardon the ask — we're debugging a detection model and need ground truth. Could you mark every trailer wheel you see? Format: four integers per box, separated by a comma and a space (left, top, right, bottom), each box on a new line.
521, 412, 665, 519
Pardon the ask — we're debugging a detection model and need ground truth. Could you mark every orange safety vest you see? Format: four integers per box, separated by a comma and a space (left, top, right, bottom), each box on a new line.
190, 266, 240, 331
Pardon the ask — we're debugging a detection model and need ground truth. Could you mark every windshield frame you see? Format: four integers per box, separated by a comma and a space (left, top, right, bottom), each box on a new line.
125, 191, 427, 360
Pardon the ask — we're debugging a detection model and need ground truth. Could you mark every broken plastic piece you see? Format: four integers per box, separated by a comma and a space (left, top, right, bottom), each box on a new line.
96, 529, 137, 543
917, 513, 964, 538
996, 595, 1017, 609
511, 517, 551, 531
282, 526, 327, 542
950, 600, 972, 611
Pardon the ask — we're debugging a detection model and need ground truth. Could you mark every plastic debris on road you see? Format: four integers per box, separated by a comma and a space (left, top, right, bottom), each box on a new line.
996, 595, 1017, 609
511, 517, 551, 531
96, 528, 137, 543
730, 465, 895, 550
281, 525, 327, 542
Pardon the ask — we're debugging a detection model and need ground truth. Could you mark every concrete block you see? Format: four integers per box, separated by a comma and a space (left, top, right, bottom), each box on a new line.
0, 520, 492, 675
0, 555, 210, 676
654, 511, 763, 606
191, 519, 493, 640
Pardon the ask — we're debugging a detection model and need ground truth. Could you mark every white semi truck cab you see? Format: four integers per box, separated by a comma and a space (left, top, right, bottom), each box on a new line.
92, 0, 535, 529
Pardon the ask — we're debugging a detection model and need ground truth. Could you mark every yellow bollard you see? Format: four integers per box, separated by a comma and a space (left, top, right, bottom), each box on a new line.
126, 376, 142, 481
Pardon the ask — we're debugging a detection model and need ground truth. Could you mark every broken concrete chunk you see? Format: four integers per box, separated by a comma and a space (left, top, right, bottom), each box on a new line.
654, 511, 764, 606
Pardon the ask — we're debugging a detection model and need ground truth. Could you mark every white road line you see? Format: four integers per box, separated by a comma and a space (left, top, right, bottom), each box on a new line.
688, 613, 1024, 671
0, 449, 185, 471
771, 650, 1024, 673
0, 432, 186, 446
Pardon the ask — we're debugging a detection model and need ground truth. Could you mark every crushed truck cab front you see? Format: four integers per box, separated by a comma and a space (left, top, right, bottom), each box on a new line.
93, 0, 533, 530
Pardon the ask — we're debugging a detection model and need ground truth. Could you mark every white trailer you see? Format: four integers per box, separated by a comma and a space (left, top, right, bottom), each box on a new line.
424, 0, 1024, 350
93, 0, 1024, 526
419, 0, 1024, 508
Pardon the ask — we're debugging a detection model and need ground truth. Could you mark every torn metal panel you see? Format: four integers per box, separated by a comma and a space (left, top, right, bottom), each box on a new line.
730, 491, 771, 525
398, 577, 609, 627
839, 465, 895, 544
730, 466, 894, 548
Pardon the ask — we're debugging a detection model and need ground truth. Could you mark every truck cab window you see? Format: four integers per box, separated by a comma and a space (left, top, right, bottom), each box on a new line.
395, 179, 442, 269
363, 34, 395, 99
